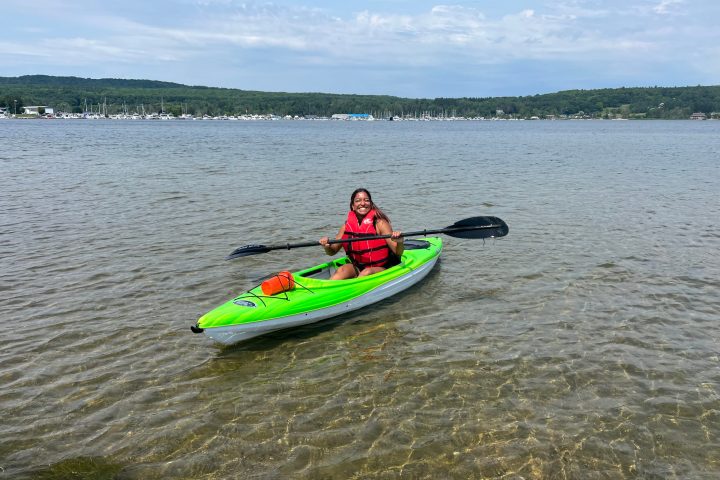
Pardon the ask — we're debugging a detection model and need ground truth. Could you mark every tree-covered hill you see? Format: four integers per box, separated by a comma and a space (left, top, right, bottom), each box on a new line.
1, 75, 719, 119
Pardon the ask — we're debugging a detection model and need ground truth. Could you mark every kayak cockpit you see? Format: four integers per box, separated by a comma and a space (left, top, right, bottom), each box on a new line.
296, 239, 432, 280
296, 257, 349, 280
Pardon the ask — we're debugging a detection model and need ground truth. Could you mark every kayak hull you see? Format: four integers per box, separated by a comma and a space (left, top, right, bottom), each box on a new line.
195, 238, 442, 345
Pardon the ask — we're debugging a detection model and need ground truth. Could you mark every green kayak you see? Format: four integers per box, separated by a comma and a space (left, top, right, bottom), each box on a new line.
192, 237, 442, 345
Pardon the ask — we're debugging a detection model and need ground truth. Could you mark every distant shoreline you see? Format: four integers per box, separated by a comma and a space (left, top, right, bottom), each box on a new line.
2, 75, 719, 121
1, 114, 716, 122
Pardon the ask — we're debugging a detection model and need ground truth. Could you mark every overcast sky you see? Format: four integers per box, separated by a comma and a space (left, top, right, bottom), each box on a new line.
1, 0, 718, 98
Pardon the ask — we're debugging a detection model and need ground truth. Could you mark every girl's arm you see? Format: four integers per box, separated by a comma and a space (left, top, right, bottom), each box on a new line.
376, 219, 404, 257
320, 226, 346, 255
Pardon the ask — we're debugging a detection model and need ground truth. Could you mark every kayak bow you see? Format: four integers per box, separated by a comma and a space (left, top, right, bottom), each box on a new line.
193, 238, 442, 345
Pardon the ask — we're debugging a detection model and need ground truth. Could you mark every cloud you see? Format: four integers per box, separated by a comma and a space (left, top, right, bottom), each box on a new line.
653, 0, 684, 15
1, 2, 709, 67
1, 1, 717, 96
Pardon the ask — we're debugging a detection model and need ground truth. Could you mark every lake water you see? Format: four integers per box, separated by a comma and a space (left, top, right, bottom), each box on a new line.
1, 119, 719, 479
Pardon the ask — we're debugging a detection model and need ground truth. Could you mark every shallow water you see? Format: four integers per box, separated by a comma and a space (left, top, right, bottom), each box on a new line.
1, 119, 719, 478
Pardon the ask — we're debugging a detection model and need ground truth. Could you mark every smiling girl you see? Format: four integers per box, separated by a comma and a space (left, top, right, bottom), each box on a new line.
319, 188, 404, 280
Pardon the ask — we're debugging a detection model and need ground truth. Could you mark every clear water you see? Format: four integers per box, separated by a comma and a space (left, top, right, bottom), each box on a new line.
1, 119, 719, 479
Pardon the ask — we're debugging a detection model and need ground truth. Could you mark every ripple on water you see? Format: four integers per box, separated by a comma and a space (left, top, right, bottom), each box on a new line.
2, 120, 720, 478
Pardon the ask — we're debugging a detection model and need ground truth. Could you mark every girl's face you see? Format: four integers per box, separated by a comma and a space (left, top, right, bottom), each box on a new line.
351, 191, 372, 216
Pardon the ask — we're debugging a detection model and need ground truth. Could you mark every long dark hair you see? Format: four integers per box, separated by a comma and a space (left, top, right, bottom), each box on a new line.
350, 188, 389, 222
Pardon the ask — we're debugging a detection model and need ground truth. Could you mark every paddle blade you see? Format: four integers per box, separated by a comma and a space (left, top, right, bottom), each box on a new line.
444, 216, 509, 239
226, 244, 272, 260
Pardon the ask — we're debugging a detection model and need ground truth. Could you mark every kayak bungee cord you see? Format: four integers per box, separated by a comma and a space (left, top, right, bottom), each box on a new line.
233, 275, 316, 306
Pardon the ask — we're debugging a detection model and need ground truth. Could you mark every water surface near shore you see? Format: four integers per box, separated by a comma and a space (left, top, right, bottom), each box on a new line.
1, 119, 719, 478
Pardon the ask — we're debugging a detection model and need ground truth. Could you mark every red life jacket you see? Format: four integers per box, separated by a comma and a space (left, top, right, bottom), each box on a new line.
342, 209, 392, 269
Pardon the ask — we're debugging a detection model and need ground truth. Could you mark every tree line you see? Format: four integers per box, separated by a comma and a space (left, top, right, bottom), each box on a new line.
2, 75, 719, 119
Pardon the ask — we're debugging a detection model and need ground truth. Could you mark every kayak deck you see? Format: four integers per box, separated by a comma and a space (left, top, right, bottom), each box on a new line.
194, 237, 442, 345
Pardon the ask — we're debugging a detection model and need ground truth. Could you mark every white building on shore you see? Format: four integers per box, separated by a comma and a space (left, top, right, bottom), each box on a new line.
23, 106, 55, 116
331, 113, 375, 121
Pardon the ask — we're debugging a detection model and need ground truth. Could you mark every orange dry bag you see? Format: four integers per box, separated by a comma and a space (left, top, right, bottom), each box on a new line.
261, 271, 295, 295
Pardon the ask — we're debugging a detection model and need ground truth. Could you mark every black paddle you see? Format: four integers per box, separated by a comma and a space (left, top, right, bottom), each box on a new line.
226, 216, 508, 260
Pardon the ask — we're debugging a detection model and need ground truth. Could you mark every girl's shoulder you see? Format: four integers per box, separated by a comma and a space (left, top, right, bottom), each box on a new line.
374, 217, 392, 233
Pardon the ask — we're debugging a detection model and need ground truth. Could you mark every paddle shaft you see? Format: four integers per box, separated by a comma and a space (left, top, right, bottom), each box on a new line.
264, 223, 503, 251
226, 216, 508, 258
